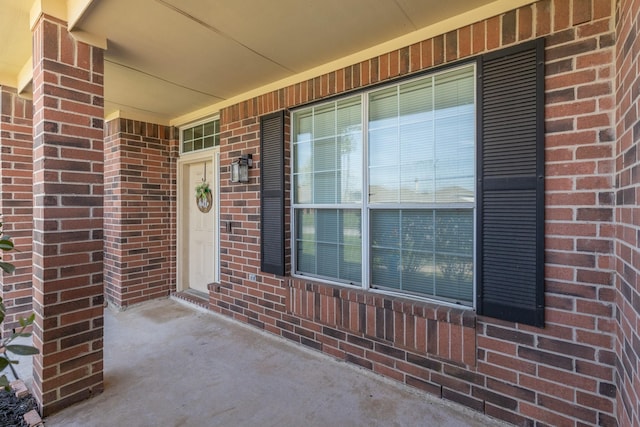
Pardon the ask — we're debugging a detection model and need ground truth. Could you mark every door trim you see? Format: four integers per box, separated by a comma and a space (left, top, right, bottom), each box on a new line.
177, 149, 220, 293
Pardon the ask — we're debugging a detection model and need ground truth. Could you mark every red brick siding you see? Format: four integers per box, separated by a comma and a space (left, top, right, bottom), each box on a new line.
614, 0, 640, 426
31, 14, 104, 416
104, 118, 177, 309
0, 86, 33, 338
212, 1, 619, 426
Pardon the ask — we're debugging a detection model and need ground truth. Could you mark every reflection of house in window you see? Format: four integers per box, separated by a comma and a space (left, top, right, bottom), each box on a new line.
369, 185, 474, 204
435, 186, 474, 203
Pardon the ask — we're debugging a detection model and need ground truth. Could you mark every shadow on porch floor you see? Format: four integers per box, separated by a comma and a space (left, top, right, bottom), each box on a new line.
32, 297, 508, 426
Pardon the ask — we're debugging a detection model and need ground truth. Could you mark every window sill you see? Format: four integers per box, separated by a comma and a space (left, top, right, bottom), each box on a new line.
288, 278, 476, 329
287, 277, 477, 367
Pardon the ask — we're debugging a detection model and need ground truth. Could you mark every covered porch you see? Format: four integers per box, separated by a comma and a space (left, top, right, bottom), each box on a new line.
3, 1, 640, 426
15, 297, 506, 426
0, 0, 535, 416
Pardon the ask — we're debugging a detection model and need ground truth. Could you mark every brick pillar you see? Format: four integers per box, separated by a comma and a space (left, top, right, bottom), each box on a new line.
0, 87, 33, 338
31, 14, 104, 415
104, 118, 177, 309
615, 1, 640, 426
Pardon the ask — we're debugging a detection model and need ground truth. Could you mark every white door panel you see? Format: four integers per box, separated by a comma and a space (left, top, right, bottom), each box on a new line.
184, 159, 215, 293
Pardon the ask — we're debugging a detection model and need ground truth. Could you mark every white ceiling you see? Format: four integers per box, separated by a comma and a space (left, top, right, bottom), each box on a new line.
0, 0, 533, 124
0, 1, 32, 85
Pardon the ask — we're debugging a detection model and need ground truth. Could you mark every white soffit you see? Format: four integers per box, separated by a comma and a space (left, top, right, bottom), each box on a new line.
172, 0, 537, 125
103, 59, 223, 124
0, 1, 32, 88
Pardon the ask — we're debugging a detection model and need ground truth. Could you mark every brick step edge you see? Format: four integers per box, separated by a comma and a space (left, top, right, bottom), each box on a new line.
23, 409, 43, 427
10, 380, 43, 426
10, 379, 29, 398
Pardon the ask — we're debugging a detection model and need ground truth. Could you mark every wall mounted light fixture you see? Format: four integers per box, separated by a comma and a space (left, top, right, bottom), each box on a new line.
231, 154, 253, 183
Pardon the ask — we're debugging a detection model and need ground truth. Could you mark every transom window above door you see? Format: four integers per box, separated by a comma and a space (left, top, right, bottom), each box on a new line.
182, 119, 220, 153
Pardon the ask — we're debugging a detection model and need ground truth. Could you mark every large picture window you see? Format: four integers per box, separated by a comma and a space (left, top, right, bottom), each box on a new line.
292, 64, 476, 306
274, 40, 543, 324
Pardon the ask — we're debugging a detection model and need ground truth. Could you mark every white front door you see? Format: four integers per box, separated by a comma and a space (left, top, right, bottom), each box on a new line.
179, 155, 217, 294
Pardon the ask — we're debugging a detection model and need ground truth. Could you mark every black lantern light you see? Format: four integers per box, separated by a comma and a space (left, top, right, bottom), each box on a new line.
231, 154, 253, 183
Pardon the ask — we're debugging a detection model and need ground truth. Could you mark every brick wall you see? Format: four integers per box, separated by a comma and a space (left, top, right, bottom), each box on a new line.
211, 1, 620, 425
104, 118, 177, 309
0, 86, 33, 338
31, 14, 105, 415
614, 0, 640, 426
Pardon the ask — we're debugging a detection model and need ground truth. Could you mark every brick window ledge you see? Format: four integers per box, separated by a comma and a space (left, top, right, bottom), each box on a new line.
287, 278, 477, 367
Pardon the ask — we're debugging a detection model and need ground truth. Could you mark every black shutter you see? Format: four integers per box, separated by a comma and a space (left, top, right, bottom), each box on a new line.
477, 39, 545, 326
260, 111, 286, 276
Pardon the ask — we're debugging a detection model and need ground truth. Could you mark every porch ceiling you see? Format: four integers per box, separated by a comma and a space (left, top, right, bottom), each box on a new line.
0, 0, 531, 125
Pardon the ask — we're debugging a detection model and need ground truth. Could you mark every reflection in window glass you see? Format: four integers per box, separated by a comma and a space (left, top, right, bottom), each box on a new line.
370, 209, 473, 304
369, 65, 474, 205
292, 96, 363, 205
295, 209, 362, 284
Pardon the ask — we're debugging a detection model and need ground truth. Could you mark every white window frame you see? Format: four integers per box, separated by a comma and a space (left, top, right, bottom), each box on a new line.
291, 63, 477, 309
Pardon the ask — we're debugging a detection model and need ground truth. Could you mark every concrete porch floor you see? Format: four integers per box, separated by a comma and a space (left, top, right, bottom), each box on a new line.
25, 297, 510, 427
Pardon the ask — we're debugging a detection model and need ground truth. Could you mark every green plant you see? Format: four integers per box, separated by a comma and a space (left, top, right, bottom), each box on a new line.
0, 221, 15, 274
195, 181, 211, 201
0, 221, 38, 391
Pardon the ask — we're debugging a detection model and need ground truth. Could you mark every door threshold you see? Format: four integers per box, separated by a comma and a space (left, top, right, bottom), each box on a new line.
174, 289, 209, 309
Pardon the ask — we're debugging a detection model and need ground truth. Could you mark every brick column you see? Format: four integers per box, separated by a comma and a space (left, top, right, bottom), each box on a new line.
615, 1, 640, 425
0, 87, 33, 337
104, 118, 177, 309
31, 14, 104, 415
